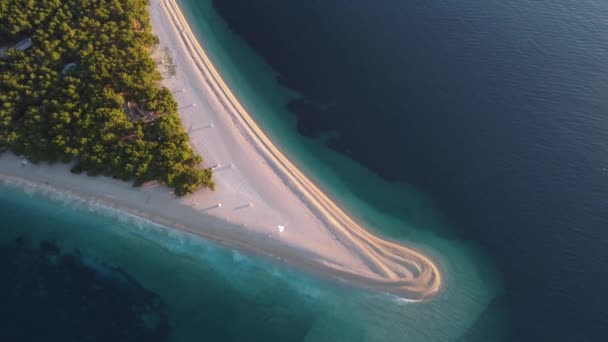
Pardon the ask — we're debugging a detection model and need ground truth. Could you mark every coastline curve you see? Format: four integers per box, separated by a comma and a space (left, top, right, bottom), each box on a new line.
161, 0, 442, 300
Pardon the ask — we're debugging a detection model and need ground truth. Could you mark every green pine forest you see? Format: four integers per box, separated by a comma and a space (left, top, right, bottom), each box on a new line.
0, 0, 214, 195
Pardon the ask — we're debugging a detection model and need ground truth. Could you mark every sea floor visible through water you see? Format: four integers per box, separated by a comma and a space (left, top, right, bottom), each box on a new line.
0, 171, 505, 341
198, 0, 608, 340
3, 0, 512, 339
3, 0, 507, 339
174, 0, 507, 340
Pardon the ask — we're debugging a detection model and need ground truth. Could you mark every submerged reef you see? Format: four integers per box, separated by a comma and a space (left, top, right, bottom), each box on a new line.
0, 237, 171, 341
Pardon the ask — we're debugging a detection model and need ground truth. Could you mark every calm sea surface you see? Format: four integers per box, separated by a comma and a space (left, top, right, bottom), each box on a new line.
197, 0, 608, 340
2, 0, 607, 340
0, 179, 497, 341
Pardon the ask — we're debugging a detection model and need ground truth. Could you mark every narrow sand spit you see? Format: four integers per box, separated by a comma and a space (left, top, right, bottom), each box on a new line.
0, 0, 441, 300
154, 0, 441, 299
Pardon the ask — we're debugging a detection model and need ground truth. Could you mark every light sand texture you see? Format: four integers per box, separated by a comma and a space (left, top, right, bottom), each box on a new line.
0, 0, 442, 300
154, 0, 441, 299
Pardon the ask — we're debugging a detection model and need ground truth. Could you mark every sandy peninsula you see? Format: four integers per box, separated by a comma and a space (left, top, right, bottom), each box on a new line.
0, 0, 441, 300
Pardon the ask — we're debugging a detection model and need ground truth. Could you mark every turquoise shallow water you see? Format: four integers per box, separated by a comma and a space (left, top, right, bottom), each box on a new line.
204, 1, 608, 340
0, 0, 507, 340
0, 179, 503, 341
176, 0, 507, 339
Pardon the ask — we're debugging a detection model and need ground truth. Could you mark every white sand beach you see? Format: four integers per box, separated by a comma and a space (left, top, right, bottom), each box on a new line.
0, 0, 441, 300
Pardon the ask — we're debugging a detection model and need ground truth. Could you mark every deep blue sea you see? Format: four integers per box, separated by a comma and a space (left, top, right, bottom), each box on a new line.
203, 0, 608, 340
2, 0, 607, 340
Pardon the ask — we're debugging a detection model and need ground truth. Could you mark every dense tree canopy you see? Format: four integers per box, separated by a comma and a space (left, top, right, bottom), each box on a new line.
0, 0, 213, 195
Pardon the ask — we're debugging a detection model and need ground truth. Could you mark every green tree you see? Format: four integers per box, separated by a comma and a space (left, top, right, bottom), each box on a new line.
0, 0, 213, 195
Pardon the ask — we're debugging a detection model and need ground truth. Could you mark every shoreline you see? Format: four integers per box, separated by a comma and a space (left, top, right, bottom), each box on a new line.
158, 0, 441, 298
0, 155, 367, 293
0, 155, 426, 300
0, 0, 442, 300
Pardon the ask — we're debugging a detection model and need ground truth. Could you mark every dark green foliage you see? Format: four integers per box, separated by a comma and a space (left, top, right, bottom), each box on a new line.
0, 0, 213, 194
